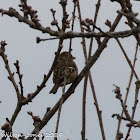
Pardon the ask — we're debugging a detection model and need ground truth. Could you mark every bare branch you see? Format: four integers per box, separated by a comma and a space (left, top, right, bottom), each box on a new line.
0, 41, 21, 100
0, 8, 140, 40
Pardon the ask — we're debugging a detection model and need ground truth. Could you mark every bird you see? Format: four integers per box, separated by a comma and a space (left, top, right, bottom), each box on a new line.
49, 51, 78, 94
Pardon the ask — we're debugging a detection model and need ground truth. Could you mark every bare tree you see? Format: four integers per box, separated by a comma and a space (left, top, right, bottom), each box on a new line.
0, 0, 140, 140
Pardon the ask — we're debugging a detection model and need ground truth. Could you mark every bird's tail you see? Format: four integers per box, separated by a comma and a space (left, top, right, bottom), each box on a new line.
49, 84, 60, 94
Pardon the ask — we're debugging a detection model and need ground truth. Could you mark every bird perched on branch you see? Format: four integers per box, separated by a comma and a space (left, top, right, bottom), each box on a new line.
50, 51, 78, 94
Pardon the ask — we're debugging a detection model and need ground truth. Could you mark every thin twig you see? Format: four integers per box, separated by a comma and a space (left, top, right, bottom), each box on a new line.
36, 37, 59, 43
14, 60, 24, 97
1, 8, 140, 40
76, 1, 88, 139
22, 41, 63, 105
50, 8, 61, 31
115, 38, 138, 79
80, 0, 102, 139
88, 0, 101, 58
54, 76, 67, 140
54, 1, 73, 139
115, 42, 139, 139
76, 0, 106, 140
0, 42, 25, 129
125, 79, 140, 139
81, 74, 88, 140
0, 44, 21, 100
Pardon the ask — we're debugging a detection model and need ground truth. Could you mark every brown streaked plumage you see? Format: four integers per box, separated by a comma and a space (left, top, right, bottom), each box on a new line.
50, 52, 78, 94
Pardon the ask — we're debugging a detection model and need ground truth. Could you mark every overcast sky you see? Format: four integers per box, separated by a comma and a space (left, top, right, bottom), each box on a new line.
0, 0, 140, 140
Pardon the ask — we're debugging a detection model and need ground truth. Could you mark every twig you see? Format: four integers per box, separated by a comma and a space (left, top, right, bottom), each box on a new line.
89, 0, 101, 58
54, 1, 69, 139
115, 42, 139, 139
0, 8, 59, 36
14, 60, 24, 97
1, 8, 140, 40
76, 0, 106, 140
125, 79, 140, 139
117, 10, 140, 26
22, 41, 63, 105
113, 81, 140, 140
20, 0, 28, 19
0, 41, 25, 128
60, 0, 69, 31
54, 1, 76, 139
54, 76, 67, 140
0, 41, 21, 99
50, 8, 61, 31
78, 0, 102, 139
81, 74, 88, 140
36, 37, 58, 43
27, 112, 41, 139
76, 1, 88, 139
80, 2, 102, 137
115, 38, 138, 79
120, 0, 140, 45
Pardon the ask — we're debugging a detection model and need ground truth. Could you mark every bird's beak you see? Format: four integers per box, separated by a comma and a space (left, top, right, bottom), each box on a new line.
73, 56, 76, 59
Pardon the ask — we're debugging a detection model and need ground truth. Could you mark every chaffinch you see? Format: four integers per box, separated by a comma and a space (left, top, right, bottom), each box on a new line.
50, 52, 78, 94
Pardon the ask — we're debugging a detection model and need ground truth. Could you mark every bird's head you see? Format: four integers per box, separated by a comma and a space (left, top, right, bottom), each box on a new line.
59, 51, 75, 60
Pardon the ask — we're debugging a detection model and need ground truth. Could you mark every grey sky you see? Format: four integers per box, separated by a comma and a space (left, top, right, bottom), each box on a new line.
0, 0, 140, 140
